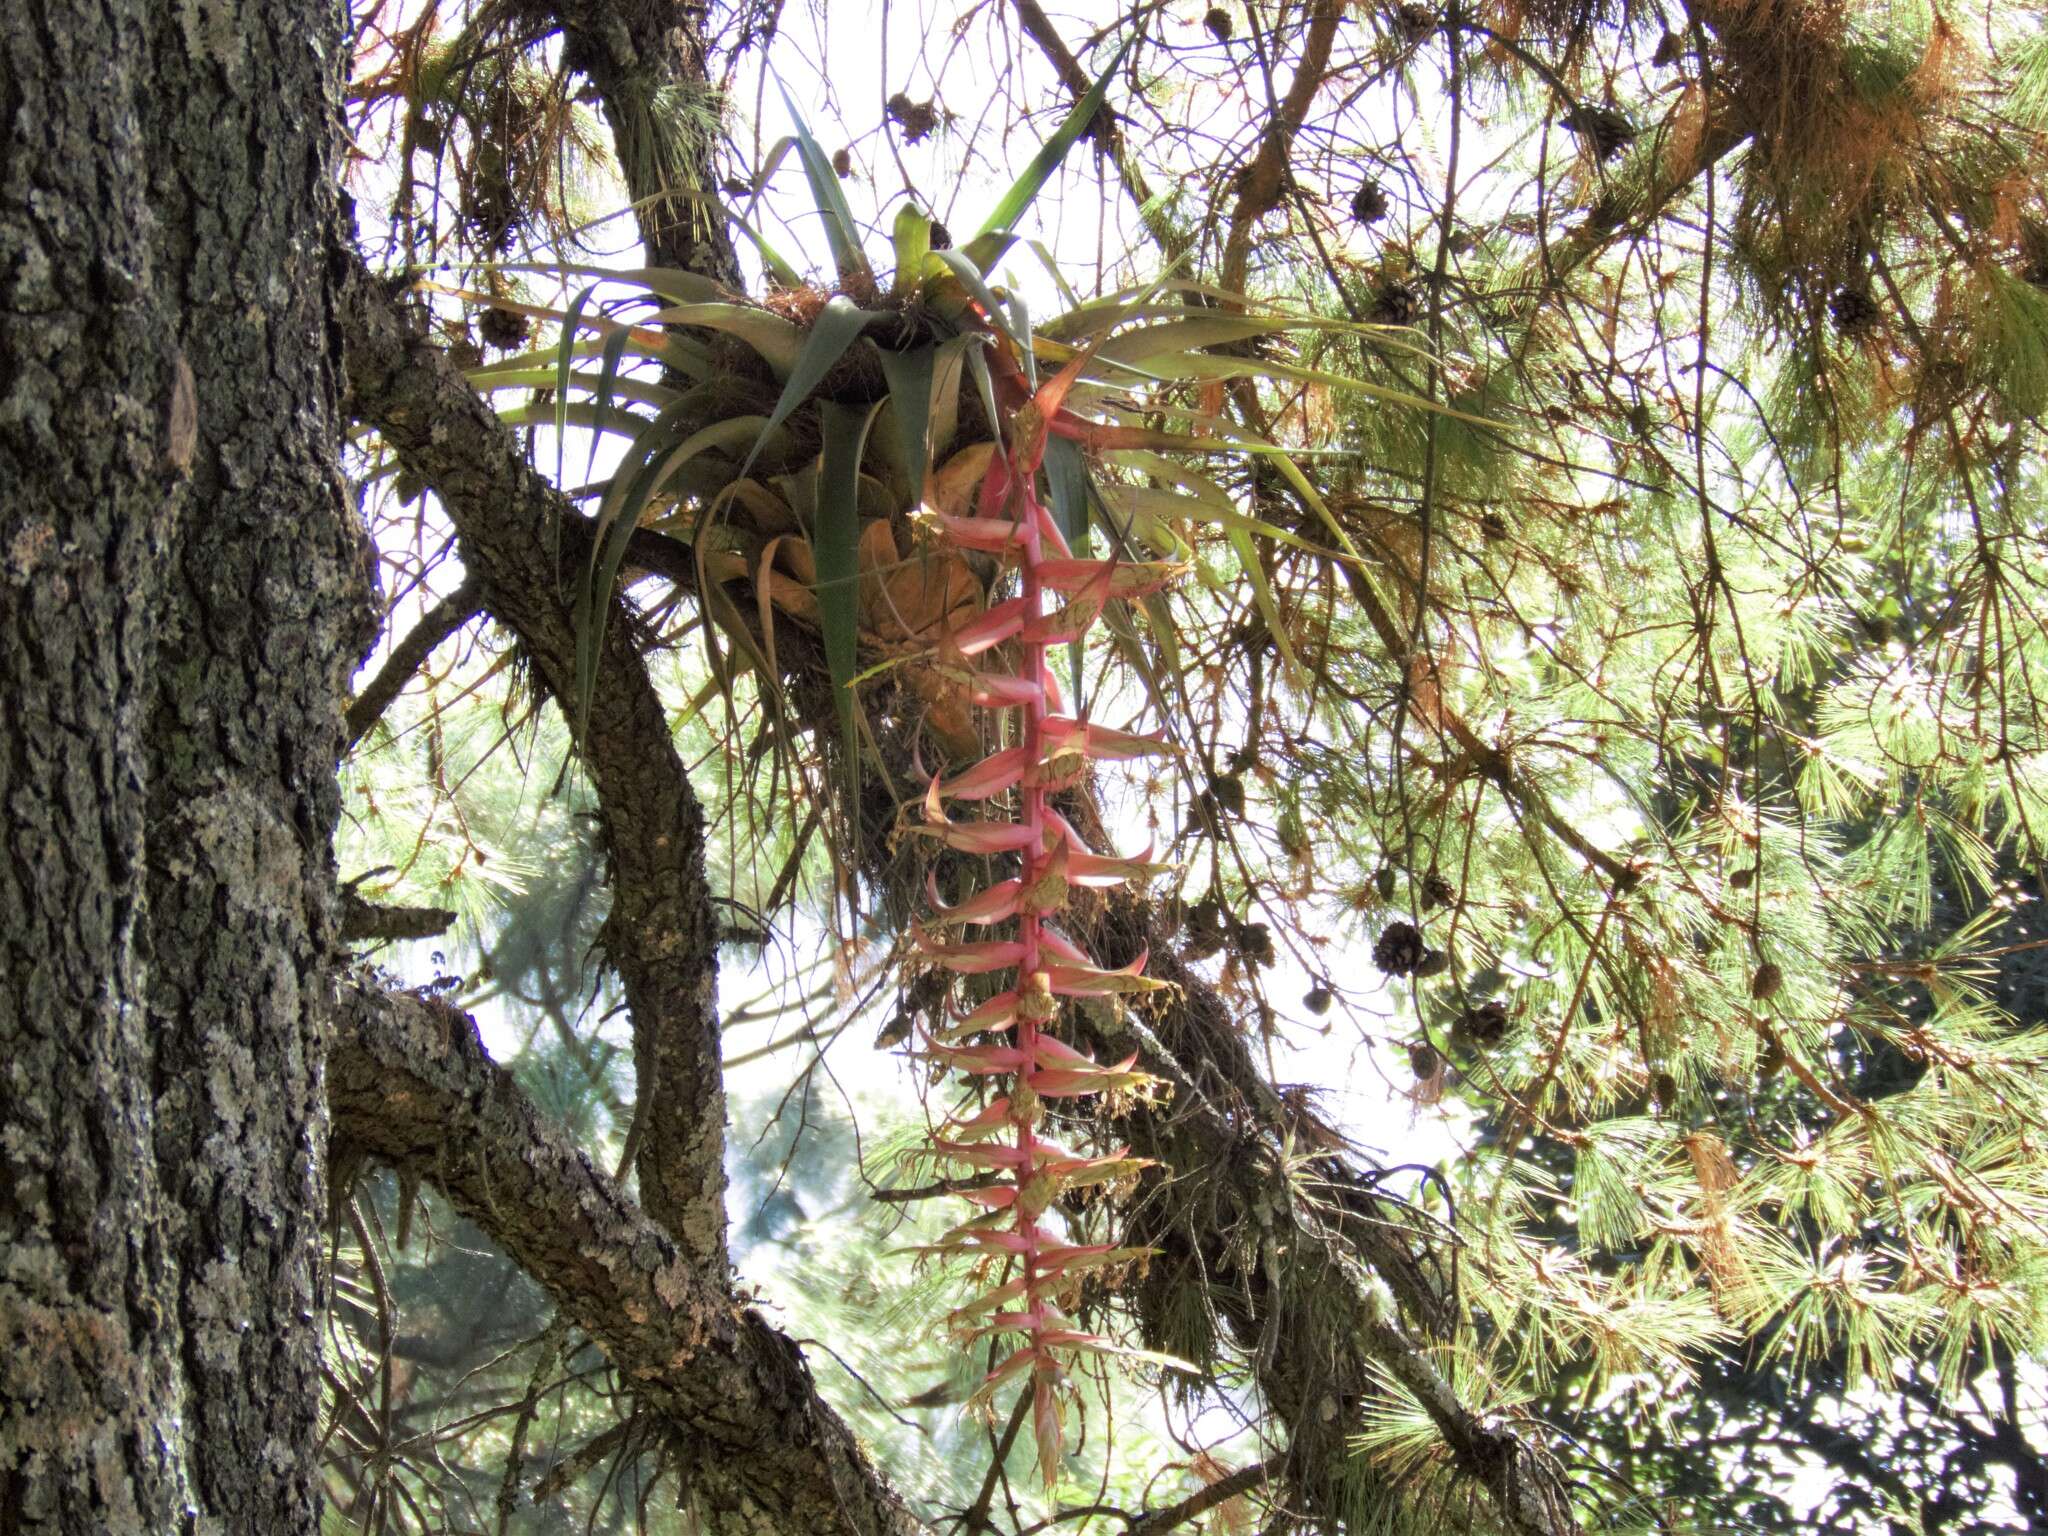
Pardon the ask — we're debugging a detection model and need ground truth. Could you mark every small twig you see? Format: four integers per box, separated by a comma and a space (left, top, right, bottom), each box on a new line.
345, 572, 485, 748
1129, 1457, 1274, 1536
956, 1388, 1033, 1535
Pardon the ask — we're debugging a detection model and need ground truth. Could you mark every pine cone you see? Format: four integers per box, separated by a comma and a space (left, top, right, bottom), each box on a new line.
1232, 920, 1276, 969
831, 146, 853, 178
1651, 30, 1682, 68
1394, 3, 1435, 42
1182, 896, 1226, 961
1829, 286, 1879, 337
1204, 6, 1233, 42
1421, 870, 1454, 910
1460, 999, 1510, 1047
1209, 774, 1247, 817
1750, 960, 1784, 1001
1370, 281, 1418, 326
1304, 984, 1334, 1016
1373, 921, 1427, 976
1407, 1040, 1441, 1079
1352, 181, 1389, 224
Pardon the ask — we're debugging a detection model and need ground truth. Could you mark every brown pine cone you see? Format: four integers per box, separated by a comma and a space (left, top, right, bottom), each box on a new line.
1373, 921, 1427, 976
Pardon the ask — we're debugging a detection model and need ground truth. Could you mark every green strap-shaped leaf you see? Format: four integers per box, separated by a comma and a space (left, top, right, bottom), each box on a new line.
734, 296, 879, 491
1093, 315, 1294, 365
1226, 522, 1304, 686
639, 302, 806, 378
875, 344, 937, 496
963, 342, 1003, 455
496, 399, 668, 436
1042, 433, 1092, 552
478, 329, 712, 383
588, 322, 634, 487
773, 77, 876, 288
575, 412, 768, 737
1005, 288, 1037, 389
491, 262, 729, 306
890, 204, 932, 300
554, 283, 603, 490
926, 333, 979, 465
817, 399, 884, 811
480, 371, 676, 408
927, 249, 1026, 349
1043, 434, 1094, 704
724, 203, 805, 290
971, 35, 1138, 264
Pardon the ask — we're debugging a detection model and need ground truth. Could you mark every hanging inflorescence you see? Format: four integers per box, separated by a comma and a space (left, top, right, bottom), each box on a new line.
905, 351, 1179, 1487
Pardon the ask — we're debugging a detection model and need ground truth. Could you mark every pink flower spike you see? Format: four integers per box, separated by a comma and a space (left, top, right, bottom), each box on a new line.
913, 796, 1039, 854
975, 452, 1019, 522
1040, 663, 1067, 716
1031, 495, 1074, 560
959, 669, 1045, 709
1030, 1035, 1096, 1069
914, 928, 1028, 974
1033, 1243, 1120, 1276
945, 1098, 1017, 1137
927, 510, 1027, 555
987, 1305, 1068, 1335
925, 872, 1023, 927
950, 989, 1021, 1034
931, 745, 1027, 803
930, 1140, 1031, 1169
1035, 925, 1091, 966
1066, 843, 1160, 887
960, 1228, 1033, 1254
1044, 950, 1166, 997
925, 1041, 1029, 1075
943, 596, 1027, 659
980, 1343, 1039, 1390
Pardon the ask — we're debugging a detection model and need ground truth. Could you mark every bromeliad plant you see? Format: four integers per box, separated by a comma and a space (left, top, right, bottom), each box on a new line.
426, 62, 1422, 1486
903, 341, 1182, 1486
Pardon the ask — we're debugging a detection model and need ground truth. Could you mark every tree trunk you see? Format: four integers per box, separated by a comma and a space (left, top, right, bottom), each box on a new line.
0, 3, 364, 1532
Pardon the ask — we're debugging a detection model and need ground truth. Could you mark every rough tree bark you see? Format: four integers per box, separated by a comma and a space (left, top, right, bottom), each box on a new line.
1, 2, 367, 1534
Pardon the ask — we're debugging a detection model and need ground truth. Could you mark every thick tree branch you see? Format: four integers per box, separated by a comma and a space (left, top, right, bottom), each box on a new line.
339, 261, 730, 1275
328, 978, 927, 1536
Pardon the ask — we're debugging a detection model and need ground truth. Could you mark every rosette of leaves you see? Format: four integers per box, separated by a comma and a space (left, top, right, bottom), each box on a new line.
438, 59, 1419, 884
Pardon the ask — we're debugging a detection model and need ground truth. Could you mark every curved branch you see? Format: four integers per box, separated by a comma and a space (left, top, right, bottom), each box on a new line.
328, 977, 926, 1536
339, 259, 730, 1275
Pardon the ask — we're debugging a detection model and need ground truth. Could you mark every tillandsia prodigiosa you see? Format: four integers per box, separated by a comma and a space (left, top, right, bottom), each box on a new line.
441, 70, 1416, 1486
905, 346, 1183, 1487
